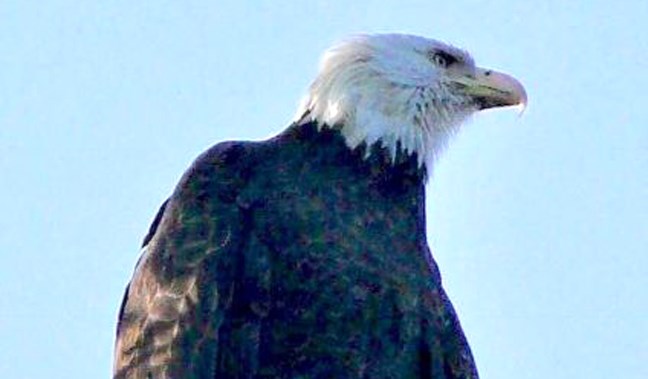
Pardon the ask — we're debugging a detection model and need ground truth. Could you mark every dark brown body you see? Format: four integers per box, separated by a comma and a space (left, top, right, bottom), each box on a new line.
113, 122, 478, 378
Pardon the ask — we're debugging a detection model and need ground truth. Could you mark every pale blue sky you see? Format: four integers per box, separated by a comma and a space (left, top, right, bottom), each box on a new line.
1, 1, 646, 378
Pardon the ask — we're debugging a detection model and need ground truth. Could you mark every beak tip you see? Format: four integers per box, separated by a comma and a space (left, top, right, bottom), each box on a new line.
517, 82, 528, 109
504, 72, 527, 115
516, 91, 528, 117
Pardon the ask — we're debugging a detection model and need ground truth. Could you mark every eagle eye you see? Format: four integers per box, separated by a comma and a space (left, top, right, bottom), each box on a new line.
429, 50, 458, 68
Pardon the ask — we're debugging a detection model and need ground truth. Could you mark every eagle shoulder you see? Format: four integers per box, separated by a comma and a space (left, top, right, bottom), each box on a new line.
113, 141, 256, 379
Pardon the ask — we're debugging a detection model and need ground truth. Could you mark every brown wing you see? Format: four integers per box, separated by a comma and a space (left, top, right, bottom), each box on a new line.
113, 142, 252, 379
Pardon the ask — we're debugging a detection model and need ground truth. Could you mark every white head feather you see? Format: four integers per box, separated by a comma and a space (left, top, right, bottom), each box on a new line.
296, 34, 480, 168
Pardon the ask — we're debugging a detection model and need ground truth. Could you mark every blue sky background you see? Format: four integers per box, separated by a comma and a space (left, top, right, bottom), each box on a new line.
1, 1, 646, 378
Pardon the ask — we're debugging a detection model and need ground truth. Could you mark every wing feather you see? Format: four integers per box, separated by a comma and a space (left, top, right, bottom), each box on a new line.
113, 142, 252, 379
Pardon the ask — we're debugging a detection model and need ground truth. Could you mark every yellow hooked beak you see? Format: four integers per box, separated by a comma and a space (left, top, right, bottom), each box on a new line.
452, 68, 527, 112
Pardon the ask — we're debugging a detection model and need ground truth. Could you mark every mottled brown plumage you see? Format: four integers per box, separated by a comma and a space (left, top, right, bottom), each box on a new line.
114, 122, 478, 378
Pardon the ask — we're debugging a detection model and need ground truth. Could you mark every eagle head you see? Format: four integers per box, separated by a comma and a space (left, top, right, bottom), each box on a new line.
296, 33, 527, 168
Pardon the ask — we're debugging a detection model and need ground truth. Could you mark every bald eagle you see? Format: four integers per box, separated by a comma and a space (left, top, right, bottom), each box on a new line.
113, 34, 526, 379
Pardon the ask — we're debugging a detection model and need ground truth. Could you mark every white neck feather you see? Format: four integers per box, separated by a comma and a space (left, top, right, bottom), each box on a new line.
295, 35, 476, 170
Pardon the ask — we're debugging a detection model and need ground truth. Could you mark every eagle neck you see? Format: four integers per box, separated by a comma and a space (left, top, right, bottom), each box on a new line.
272, 121, 427, 210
